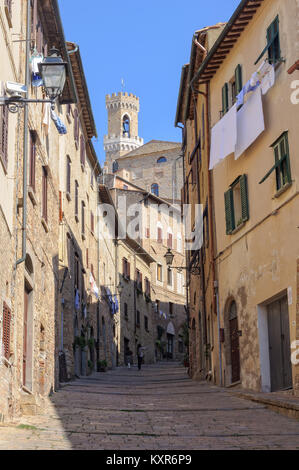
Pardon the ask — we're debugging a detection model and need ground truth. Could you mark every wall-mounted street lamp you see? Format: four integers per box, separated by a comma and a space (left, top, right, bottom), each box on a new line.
164, 248, 201, 276
0, 48, 67, 113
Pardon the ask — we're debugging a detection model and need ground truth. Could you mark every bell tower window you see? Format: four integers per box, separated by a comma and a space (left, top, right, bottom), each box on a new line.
123, 115, 130, 138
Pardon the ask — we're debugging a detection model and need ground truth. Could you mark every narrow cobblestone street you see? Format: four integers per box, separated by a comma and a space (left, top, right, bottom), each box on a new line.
1, 362, 299, 450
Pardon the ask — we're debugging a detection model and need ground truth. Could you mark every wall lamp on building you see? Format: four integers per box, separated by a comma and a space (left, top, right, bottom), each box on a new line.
164, 248, 201, 276
0, 48, 67, 113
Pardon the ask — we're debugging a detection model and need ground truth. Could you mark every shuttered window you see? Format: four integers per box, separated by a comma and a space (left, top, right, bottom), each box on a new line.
0, 87, 9, 172
259, 132, 291, 191
66, 155, 71, 195
167, 232, 173, 249
42, 167, 48, 222
74, 109, 79, 146
81, 201, 85, 235
75, 181, 79, 218
255, 16, 281, 65
2, 302, 11, 360
222, 83, 229, 116
235, 64, 243, 96
80, 135, 85, 167
29, 131, 37, 191
157, 227, 163, 244
224, 175, 249, 235
123, 258, 130, 280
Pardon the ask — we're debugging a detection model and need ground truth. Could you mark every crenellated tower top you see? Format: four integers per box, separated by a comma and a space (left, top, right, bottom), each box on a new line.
104, 91, 143, 172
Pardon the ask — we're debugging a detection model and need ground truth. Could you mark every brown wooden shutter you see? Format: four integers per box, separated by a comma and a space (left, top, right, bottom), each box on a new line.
2, 302, 11, 360
158, 227, 162, 243
127, 262, 131, 280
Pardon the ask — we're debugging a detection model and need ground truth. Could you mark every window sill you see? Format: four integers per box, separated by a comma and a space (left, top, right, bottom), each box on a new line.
274, 182, 292, 199
66, 191, 71, 202
41, 217, 49, 233
28, 187, 37, 206
231, 221, 246, 235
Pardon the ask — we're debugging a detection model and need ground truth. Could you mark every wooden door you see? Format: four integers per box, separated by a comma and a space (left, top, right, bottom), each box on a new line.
23, 288, 29, 386
229, 302, 240, 383
268, 296, 292, 392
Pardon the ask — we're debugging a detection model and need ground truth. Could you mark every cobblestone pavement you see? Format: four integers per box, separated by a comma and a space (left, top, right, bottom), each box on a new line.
1, 362, 299, 450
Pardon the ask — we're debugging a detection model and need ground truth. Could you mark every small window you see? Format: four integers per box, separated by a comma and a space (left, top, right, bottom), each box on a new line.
157, 226, 163, 244
151, 183, 159, 197
81, 201, 85, 235
255, 16, 281, 65
75, 181, 79, 219
80, 135, 85, 167
224, 175, 249, 235
112, 160, 119, 173
167, 231, 173, 249
123, 115, 130, 137
157, 264, 163, 283
123, 258, 130, 280
66, 155, 71, 195
157, 157, 167, 164
144, 316, 149, 331
259, 132, 291, 192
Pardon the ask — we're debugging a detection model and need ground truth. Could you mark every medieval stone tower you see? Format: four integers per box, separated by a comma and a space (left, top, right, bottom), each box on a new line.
103, 92, 144, 172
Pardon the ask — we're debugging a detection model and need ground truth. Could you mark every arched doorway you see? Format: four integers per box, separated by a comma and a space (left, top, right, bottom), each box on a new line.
229, 301, 241, 383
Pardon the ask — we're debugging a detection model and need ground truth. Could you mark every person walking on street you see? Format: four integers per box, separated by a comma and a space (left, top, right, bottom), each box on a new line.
137, 344, 145, 371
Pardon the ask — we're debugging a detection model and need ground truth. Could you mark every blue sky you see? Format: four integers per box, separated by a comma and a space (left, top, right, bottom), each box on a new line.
58, 0, 241, 165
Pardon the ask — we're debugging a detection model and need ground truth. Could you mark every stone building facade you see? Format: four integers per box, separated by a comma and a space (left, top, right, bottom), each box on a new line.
0, 0, 102, 422
176, 0, 299, 394
104, 178, 187, 363
57, 42, 101, 383
176, 24, 225, 384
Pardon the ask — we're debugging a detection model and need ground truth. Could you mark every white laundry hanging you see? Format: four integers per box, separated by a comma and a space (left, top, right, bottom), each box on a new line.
209, 104, 237, 170
235, 86, 265, 160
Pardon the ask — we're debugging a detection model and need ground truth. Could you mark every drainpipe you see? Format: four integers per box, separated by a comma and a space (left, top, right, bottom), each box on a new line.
16, 0, 31, 266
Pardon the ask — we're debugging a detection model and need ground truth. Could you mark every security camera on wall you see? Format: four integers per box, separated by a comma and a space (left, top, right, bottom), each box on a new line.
5, 81, 27, 98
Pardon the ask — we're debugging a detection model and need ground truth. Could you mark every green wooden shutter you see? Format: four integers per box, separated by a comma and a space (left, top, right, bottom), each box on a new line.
267, 16, 280, 64
222, 83, 229, 115
240, 174, 249, 222
224, 189, 234, 234
235, 64, 243, 95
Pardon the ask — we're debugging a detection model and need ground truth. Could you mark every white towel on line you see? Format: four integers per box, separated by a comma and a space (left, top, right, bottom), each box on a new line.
209, 104, 237, 170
